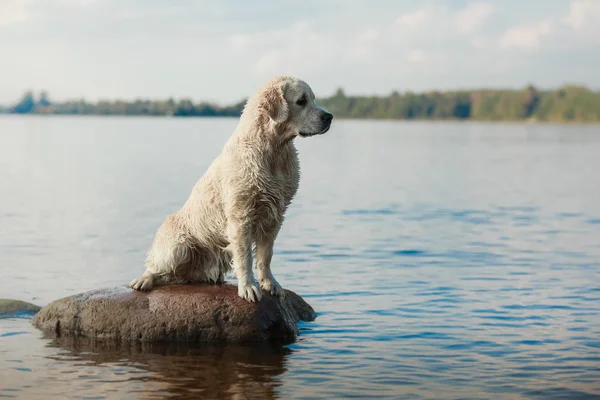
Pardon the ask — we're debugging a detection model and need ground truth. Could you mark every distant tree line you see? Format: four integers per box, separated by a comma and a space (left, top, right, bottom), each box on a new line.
318, 85, 600, 123
2, 85, 600, 122
3, 91, 246, 117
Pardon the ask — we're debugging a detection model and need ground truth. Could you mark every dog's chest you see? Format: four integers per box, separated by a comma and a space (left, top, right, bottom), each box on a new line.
252, 153, 299, 220
258, 161, 298, 204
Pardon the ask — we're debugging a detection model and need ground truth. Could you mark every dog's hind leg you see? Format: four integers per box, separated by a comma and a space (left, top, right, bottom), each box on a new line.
129, 270, 157, 291
130, 240, 193, 292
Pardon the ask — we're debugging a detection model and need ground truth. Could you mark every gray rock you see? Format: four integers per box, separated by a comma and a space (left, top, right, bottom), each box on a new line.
31, 284, 316, 344
0, 299, 41, 318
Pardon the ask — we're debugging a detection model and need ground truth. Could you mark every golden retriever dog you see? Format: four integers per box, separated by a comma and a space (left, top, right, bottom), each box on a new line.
129, 76, 333, 302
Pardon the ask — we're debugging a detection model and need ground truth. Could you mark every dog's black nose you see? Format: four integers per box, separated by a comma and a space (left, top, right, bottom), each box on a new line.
322, 111, 333, 123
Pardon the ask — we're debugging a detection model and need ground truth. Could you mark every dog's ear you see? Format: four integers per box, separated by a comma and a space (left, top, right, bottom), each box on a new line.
260, 84, 289, 124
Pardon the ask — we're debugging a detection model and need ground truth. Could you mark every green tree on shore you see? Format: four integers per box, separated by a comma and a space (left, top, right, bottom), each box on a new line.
2, 85, 599, 122
11, 91, 36, 114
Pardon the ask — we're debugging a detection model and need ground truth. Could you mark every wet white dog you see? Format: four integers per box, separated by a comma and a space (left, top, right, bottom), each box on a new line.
129, 76, 333, 302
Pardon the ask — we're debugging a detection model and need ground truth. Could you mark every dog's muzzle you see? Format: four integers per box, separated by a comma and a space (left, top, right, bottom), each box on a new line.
299, 111, 333, 137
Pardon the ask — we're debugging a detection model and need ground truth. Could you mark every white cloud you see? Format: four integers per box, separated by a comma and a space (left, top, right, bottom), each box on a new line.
359, 29, 379, 42
0, 0, 31, 26
56, 0, 97, 6
254, 50, 284, 75
498, 26, 540, 49
498, 20, 552, 50
564, 0, 600, 34
498, 0, 600, 52
352, 29, 379, 58
396, 5, 435, 29
246, 21, 334, 77
454, 2, 494, 34
407, 50, 429, 64
230, 34, 251, 50
396, 2, 493, 34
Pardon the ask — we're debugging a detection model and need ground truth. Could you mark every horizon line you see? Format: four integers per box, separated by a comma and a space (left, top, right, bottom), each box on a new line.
2, 83, 598, 106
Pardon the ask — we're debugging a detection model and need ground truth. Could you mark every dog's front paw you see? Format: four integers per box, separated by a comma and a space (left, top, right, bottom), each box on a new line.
129, 272, 155, 291
260, 277, 285, 299
238, 280, 262, 303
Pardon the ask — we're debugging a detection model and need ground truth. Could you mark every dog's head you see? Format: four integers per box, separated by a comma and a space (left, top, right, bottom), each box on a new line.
249, 76, 333, 141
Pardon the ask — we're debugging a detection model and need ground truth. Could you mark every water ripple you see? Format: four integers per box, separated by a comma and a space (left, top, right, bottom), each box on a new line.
2, 119, 600, 399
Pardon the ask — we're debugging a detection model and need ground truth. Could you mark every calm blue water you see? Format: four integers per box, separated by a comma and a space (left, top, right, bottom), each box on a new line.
1, 115, 599, 399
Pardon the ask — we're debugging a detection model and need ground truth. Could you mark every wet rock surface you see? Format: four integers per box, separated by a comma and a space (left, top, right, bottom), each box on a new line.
31, 284, 316, 344
0, 299, 41, 318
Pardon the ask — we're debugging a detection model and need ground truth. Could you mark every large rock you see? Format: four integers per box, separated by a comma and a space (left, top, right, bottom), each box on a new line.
31, 284, 316, 344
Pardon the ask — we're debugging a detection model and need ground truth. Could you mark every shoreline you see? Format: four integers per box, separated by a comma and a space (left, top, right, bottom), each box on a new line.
1, 113, 598, 126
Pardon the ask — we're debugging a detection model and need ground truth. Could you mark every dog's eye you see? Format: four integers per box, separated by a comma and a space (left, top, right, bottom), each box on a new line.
296, 96, 307, 107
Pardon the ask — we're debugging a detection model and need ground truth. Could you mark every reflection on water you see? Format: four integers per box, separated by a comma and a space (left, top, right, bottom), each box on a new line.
45, 338, 290, 399
1, 117, 600, 399
1, 319, 290, 399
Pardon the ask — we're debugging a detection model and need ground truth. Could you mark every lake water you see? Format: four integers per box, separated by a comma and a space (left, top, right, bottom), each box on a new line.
1, 115, 599, 399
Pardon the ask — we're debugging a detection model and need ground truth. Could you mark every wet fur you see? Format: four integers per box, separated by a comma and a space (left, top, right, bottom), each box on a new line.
129, 76, 333, 302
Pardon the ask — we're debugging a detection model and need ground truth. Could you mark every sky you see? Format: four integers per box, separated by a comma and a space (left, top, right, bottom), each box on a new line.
1, 0, 599, 104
